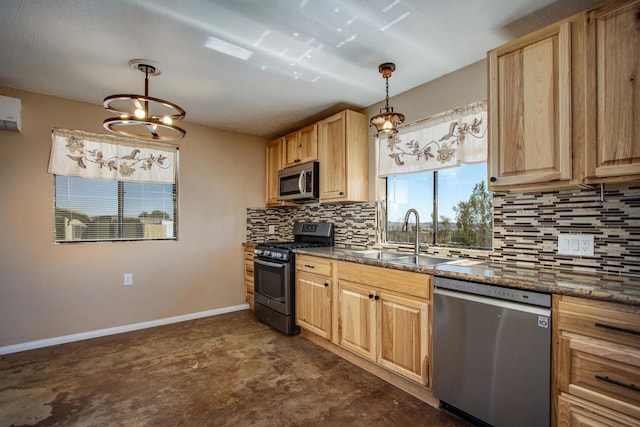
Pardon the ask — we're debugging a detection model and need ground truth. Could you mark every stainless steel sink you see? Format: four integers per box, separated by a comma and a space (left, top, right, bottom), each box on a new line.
348, 250, 407, 260
387, 255, 453, 266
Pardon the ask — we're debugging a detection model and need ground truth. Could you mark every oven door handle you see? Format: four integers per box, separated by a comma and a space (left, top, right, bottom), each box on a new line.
254, 258, 287, 269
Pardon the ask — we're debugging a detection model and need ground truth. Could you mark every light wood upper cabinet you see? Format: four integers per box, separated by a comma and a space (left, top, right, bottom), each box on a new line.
318, 110, 368, 203
265, 138, 283, 206
284, 124, 317, 168
488, 21, 572, 189
585, 0, 640, 182
266, 138, 297, 207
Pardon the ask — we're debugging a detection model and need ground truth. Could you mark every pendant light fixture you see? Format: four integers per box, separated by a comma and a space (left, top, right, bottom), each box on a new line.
370, 62, 405, 138
103, 59, 186, 141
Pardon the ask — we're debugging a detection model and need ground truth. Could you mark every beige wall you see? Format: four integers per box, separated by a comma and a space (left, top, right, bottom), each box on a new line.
0, 87, 266, 347
364, 60, 487, 200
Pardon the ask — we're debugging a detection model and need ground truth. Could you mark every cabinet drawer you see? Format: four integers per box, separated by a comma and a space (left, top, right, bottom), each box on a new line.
559, 334, 640, 419
338, 261, 431, 299
558, 393, 639, 427
296, 255, 333, 277
558, 296, 640, 349
245, 260, 254, 279
245, 279, 254, 295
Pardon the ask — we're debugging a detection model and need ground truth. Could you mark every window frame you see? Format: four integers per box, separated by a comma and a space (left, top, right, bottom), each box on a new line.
53, 175, 179, 244
384, 165, 493, 250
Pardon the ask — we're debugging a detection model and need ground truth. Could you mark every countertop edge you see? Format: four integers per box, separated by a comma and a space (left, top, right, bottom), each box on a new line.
292, 247, 640, 306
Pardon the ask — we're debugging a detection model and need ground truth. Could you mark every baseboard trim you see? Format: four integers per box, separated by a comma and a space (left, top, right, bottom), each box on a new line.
0, 304, 250, 355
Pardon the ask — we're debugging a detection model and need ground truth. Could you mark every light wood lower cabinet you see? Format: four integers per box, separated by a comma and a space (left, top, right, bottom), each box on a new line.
295, 255, 335, 340
337, 261, 431, 386
243, 245, 255, 309
294, 256, 431, 387
337, 280, 377, 360
554, 295, 640, 425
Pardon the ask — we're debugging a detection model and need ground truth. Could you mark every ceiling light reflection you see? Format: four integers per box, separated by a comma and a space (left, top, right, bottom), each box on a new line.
204, 36, 253, 60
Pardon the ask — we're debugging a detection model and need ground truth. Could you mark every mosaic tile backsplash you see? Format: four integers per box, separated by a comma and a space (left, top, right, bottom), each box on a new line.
246, 185, 639, 276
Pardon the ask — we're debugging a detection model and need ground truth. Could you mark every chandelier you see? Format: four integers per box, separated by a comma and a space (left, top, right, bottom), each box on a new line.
370, 62, 405, 138
103, 60, 186, 141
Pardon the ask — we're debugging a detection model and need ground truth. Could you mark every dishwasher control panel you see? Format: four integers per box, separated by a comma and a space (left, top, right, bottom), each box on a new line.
434, 276, 551, 308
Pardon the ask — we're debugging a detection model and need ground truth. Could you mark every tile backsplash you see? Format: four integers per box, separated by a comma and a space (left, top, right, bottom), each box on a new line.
247, 185, 639, 276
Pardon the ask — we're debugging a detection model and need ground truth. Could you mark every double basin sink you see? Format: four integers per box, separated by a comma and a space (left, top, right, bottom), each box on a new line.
348, 250, 455, 267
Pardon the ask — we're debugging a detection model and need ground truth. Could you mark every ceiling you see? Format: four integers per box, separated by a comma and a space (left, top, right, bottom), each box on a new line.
0, 0, 600, 139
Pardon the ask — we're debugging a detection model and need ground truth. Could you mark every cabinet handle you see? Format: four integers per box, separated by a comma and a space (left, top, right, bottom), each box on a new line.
374, 295, 380, 300
304, 264, 315, 269
368, 294, 374, 299
595, 375, 640, 392
324, 282, 329, 287
595, 322, 640, 336
294, 159, 301, 163
490, 176, 497, 183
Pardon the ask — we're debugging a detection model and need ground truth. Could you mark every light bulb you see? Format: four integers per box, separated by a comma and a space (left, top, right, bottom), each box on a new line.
383, 117, 393, 130
134, 108, 146, 119
162, 116, 173, 125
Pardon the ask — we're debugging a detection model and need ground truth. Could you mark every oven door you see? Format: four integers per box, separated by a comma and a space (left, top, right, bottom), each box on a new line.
253, 257, 291, 315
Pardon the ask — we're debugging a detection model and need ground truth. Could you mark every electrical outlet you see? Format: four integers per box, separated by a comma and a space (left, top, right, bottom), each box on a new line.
268, 225, 275, 234
123, 273, 133, 286
558, 234, 594, 257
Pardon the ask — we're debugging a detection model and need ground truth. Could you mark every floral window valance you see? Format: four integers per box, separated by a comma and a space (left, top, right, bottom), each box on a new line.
48, 128, 177, 184
378, 100, 487, 177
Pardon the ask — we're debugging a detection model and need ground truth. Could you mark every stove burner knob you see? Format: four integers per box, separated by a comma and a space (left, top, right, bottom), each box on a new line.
254, 249, 262, 256
275, 252, 284, 259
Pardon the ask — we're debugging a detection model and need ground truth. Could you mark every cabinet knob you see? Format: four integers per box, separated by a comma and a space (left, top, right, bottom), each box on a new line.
339, 192, 344, 196
490, 176, 497, 183
324, 282, 329, 287
294, 159, 301, 163
374, 295, 380, 300
368, 294, 374, 299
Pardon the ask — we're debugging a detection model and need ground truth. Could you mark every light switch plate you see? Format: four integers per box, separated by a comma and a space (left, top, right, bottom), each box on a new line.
123, 273, 133, 286
558, 234, 594, 257
268, 225, 275, 234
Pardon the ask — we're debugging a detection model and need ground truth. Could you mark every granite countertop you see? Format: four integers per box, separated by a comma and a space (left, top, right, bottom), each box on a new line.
293, 246, 640, 306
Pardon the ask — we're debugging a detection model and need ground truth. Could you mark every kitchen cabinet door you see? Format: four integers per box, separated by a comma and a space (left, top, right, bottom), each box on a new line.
318, 110, 368, 203
377, 291, 429, 385
585, 0, 640, 182
284, 124, 317, 168
337, 280, 376, 361
488, 21, 572, 189
265, 138, 283, 206
295, 271, 332, 340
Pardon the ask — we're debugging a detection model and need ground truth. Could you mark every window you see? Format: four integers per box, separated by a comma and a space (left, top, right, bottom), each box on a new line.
54, 176, 177, 242
49, 128, 178, 243
386, 162, 492, 249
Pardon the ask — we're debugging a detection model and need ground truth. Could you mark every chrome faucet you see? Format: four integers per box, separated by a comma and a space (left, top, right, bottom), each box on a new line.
402, 208, 421, 255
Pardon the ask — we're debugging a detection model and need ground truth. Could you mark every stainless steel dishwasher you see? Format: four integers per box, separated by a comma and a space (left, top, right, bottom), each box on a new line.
432, 276, 551, 427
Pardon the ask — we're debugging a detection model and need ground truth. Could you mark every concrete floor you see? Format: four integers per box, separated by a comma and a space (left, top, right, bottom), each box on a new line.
0, 310, 470, 426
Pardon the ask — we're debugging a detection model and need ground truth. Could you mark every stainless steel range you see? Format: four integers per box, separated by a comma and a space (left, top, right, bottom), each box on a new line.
253, 222, 334, 335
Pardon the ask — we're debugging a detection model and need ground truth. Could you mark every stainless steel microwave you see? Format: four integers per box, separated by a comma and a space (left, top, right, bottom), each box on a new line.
278, 161, 319, 202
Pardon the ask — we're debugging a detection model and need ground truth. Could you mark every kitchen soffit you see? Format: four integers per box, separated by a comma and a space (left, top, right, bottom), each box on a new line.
0, 0, 601, 138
